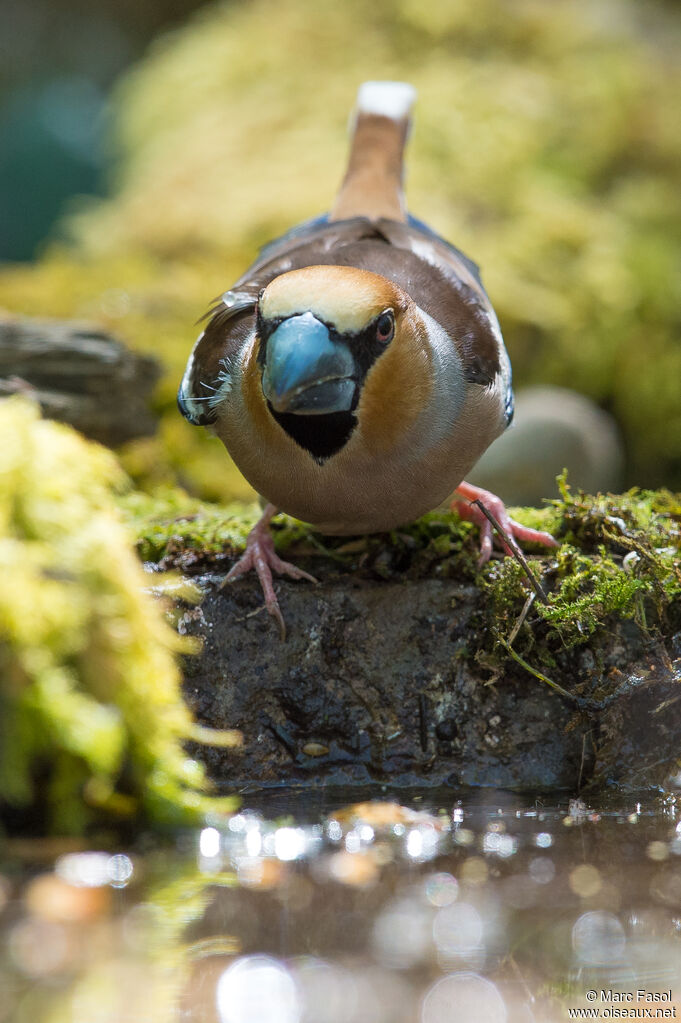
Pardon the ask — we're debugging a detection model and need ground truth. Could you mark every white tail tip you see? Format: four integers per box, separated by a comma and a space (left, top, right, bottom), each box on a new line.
356, 81, 416, 122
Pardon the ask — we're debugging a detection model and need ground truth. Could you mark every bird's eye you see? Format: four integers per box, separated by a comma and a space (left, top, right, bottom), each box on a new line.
376, 310, 395, 344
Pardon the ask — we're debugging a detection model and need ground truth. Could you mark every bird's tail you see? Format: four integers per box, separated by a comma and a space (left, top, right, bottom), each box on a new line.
329, 81, 416, 223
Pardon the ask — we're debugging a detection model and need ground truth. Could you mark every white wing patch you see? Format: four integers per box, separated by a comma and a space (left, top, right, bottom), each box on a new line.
178, 336, 205, 424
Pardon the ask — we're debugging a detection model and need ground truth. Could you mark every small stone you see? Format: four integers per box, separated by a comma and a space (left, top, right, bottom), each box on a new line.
301, 742, 329, 757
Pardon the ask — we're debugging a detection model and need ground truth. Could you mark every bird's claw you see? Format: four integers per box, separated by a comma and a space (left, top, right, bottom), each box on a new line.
452, 482, 559, 567
222, 514, 317, 640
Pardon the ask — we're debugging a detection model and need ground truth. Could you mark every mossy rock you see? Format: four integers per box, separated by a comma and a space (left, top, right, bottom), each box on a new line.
125, 477, 681, 794
124, 475, 681, 650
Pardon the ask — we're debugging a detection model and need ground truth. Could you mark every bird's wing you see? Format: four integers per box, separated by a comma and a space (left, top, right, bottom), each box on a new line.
375, 216, 511, 406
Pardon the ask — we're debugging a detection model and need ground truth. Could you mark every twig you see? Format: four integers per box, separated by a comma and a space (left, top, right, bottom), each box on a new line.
499, 637, 589, 708
508, 591, 536, 646
472, 499, 549, 603
305, 532, 351, 563
508, 955, 537, 1018
233, 604, 267, 623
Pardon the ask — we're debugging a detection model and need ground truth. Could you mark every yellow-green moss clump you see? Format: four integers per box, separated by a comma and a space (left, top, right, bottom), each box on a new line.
482, 476, 681, 691
0, 398, 236, 833
0, 0, 680, 498
121, 488, 257, 565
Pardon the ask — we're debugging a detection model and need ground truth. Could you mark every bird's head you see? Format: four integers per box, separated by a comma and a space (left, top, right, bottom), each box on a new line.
254, 265, 427, 460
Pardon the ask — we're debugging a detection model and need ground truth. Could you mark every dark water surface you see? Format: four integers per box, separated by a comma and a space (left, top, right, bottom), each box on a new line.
2, 788, 681, 1022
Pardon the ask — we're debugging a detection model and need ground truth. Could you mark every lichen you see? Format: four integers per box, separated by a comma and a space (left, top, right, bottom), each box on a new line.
0, 398, 237, 834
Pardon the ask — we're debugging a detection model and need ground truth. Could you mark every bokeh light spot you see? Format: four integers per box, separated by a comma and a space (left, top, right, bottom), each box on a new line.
216, 956, 300, 1023
421, 972, 506, 1023
572, 911, 626, 964
569, 864, 601, 898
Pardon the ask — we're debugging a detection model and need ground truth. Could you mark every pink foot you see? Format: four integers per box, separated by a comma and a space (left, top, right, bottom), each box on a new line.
223, 504, 317, 639
452, 481, 559, 567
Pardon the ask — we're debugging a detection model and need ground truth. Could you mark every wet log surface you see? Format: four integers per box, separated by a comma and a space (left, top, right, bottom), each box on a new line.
0, 316, 161, 445
180, 559, 681, 795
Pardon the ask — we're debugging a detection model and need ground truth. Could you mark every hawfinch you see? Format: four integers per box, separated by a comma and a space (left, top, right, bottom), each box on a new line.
178, 81, 557, 636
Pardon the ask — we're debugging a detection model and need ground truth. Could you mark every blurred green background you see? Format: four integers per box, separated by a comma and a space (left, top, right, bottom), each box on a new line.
1, 0, 680, 501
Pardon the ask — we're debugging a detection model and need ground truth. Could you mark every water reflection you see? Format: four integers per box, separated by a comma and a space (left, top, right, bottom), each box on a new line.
216, 956, 299, 1023
3, 794, 681, 1022
421, 972, 507, 1023
572, 910, 627, 964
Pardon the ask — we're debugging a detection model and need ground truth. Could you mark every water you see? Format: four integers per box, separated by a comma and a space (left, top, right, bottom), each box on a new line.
2, 790, 681, 1022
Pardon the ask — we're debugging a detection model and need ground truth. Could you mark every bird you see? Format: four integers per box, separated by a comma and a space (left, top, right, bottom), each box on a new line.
178, 80, 558, 637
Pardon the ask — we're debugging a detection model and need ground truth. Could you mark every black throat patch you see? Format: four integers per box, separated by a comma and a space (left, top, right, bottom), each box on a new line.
260, 311, 391, 463
268, 405, 357, 462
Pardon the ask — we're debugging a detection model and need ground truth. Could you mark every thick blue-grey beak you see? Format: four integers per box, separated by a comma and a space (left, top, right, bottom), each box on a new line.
261, 312, 356, 415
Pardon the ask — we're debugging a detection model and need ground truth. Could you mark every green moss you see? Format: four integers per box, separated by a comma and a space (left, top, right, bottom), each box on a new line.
119, 468, 680, 667
123, 474, 680, 634
119, 487, 485, 579
6, 419, 665, 821
538, 543, 649, 638
119, 487, 256, 563
0, 398, 237, 834
480, 475, 681, 688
